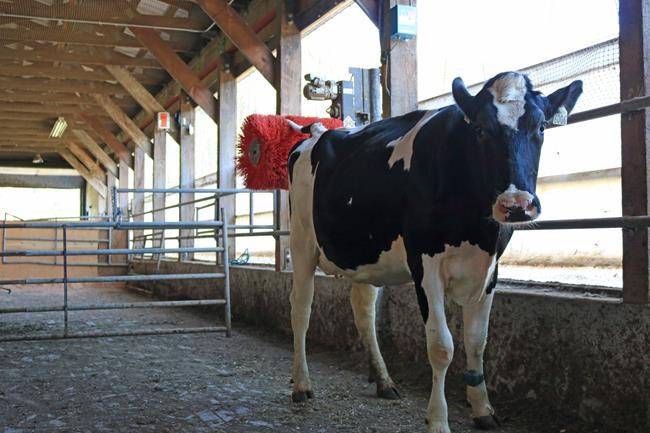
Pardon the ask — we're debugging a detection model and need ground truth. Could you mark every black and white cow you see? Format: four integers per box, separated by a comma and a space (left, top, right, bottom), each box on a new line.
287, 72, 582, 433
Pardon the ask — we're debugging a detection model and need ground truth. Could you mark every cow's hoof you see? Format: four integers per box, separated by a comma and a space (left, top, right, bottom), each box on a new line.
424, 420, 451, 433
376, 384, 400, 400
473, 414, 500, 430
291, 389, 314, 403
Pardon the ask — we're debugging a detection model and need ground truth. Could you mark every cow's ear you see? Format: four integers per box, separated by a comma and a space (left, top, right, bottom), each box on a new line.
545, 80, 583, 126
452, 77, 476, 120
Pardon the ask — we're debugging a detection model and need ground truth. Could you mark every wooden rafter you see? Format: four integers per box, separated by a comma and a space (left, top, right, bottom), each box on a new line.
0, 45, 163, 69
105, 65, 166, 117
0, 20, 198, 53
194, 0, 276, 85
93, 93, 153, 157
0, 91, 138, 110
131, 27, 218, 121
0, 77, 135, 96
0, 63, 168, 85
71, 130, 119, 177
79, 114, 133, 168
0, 1, 212, 32
59, 149, 107, 197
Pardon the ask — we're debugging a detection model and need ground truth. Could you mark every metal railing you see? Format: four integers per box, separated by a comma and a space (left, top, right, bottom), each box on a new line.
0, 213, 232, 342
117, 188, 285, 264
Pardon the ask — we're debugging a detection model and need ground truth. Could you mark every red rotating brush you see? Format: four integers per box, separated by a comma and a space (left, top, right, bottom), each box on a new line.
237, 114, 343, 190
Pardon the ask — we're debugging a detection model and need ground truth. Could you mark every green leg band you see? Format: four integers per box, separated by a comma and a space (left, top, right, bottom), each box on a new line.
463, 370, 485, 387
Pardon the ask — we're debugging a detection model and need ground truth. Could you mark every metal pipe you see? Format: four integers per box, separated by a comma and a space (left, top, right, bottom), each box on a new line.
513, 216, 650, 230
0, 221, 223, 229
5, 237, 110, 243
0, 326, 228, 343
222, 208, 232, 337
0, 272, 225, 285
0, 299, 226, 314
0, 13, 216, 34
0, 246, 225, 257
1, 260, 128, 267
131, 195, 216, 218
62, 226, 69, 337
116, 188, 274, 195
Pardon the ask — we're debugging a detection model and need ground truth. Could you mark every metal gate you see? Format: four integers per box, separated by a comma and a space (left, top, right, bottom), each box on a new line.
0, 214, 231, 342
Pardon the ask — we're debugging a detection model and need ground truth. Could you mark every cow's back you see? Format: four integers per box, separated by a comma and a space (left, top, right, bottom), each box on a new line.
288, 111, 429, 283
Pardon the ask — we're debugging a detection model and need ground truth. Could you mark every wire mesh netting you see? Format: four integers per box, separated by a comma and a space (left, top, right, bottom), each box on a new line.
420, 39, 620, 113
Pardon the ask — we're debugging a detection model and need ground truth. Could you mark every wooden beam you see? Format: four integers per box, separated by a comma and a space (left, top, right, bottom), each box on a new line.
380, 0, 418, 117
80, 114, 133, 168
93, 93, 153, 157
273, 3, 302, 270
0, 77, 130, 96
179, 93, 196, 259
60, 149, 107, 198
71, 130, 119, 178
620, 0, 650, 304
218, 69, 237, 260
0, 20, 198, 53
0, 1, 211, 32
195, 0, 276, 85
105, 66, 167, 117
0, 63, 168, 85
0, 91, 137, 109
0, 103, 92, 115
354, 0, 380, 27
153, 127, 167, 247
0, 46, 163, 69
131, 27, 218, 121
132, 146, 146, 249
67, 141, 102, 176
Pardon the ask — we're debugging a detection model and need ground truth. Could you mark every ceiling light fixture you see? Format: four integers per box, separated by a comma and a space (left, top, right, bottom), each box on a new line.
32, 153, 44, 164
49, 117, 68, 139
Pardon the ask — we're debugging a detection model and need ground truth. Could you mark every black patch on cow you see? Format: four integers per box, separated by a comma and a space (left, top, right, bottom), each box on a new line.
287, 149, 301, 184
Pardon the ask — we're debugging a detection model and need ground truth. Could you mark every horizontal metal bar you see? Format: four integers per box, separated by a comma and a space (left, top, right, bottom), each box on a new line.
515, 216, 650, 230
0, 326, 227, 342
0, 246, 225, 257
0, 273, 225, 285
131, 195, 216, 217
118, 188, 274, 195
1, 260, 128, 267
0, 299, 226, 314
0, 221, 223, 229
557, 94, 650, 127
5, 237, 109, 243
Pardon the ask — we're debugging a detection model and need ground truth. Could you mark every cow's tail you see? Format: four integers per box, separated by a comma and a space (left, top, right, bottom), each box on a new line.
286, 119, 327, 136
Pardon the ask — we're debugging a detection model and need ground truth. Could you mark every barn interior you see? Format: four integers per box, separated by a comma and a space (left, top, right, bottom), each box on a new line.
0, 1, 648, 433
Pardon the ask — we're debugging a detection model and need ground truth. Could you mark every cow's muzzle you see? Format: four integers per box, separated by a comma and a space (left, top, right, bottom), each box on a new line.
492, 184, 539, 224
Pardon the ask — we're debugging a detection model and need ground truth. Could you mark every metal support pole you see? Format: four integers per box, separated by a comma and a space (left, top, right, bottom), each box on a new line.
62, 226, 69, 337
273, 189, 281, 272
221, 207, 232, 337
249, 192, 254, 234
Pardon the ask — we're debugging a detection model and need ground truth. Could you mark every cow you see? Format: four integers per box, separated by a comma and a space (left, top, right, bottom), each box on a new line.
286, 71, 582, 433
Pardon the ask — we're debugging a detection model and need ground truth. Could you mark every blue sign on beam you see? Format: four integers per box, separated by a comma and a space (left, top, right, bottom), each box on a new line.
390, 5, 417, 40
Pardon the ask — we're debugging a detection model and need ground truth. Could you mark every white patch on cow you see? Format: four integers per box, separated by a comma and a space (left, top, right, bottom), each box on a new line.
347, 197, 353, 206
419, 243, 496, 430
386, 110, 439, 171
317, 236, 411, 287
488, 72, 526, 130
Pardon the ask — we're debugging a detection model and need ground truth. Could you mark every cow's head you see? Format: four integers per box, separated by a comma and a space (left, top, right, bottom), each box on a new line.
452, 72, 582, 224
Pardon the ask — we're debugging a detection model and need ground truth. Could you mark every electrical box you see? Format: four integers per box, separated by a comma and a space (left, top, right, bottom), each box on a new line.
157, 112, 171, 130
390, 4, 417, 40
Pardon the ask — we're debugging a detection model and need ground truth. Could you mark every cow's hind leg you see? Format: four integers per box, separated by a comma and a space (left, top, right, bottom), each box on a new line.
290, 245, 318, 402
463, 293, 499, 429
350, 283, 399, 399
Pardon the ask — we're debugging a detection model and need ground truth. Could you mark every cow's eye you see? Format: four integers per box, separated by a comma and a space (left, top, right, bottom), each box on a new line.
474, 125, 484, 138
540, 121, 548, 134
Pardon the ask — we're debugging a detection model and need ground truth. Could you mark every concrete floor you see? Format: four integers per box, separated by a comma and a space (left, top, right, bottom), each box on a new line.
0, 284, 622, 433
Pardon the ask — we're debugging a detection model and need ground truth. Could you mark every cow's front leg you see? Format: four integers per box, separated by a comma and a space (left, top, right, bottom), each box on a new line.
350, 283, 399, 399
420, 256, 453, 433
290, 245, 317, 402
462, 293, 499, 429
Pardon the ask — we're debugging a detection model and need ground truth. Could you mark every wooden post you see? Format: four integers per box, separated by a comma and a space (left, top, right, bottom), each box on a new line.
380, 0, 418, 117
114, 160, 130, 263
153, 126, 167, 250
219, 68, 237, 261
133, 147, 145, 249
620, 0, 650, 304
179, 93, 196, 260
106, 171, 116, 219
274, 1, 302, 271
